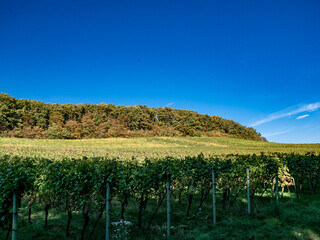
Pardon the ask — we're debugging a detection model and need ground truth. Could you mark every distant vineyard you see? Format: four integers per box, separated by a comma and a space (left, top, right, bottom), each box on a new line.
1, 137, 320, 161
0, 93, 263, 140
1, 153, 319, 238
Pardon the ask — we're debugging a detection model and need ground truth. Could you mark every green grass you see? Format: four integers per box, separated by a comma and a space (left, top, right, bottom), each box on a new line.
2, 189, 320, 239
1, 137, 320, 159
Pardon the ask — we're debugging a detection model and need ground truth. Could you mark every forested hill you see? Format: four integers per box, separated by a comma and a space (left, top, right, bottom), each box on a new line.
0, 93, 265, 141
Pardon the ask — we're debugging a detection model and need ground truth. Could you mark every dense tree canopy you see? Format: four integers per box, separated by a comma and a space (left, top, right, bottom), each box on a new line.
0, 93, 265, 141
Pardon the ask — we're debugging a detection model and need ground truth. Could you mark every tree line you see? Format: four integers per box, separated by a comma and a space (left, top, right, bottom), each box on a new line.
0, 93, 265, 140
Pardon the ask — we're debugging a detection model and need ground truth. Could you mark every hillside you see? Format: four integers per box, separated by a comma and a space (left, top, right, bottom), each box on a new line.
1, 137, 319, 159
0, 93, 263, 140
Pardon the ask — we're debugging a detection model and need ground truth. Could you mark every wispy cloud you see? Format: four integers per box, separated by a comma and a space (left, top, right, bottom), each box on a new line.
262, 128, 295, 137
296, 114, 309, 120
166, 102, 173, 107
250, 102, 320, 127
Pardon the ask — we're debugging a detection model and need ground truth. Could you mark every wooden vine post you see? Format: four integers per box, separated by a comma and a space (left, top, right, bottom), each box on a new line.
292, 177, 298, 199
12, 192, 18, 240
106, 181, 111, 240
167, 173, 171, 238
276, 170, 279, 210
246, 167, 251, 215
212, 169, 216, 224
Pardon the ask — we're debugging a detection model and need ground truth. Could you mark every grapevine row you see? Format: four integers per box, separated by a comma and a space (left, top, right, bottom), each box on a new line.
1, 153, 319, 238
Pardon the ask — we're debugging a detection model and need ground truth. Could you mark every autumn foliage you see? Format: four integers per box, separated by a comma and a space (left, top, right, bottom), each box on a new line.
0, 93, 264, 140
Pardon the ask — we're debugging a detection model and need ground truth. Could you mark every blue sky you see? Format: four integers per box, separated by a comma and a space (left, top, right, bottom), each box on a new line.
1, 0, 320, 143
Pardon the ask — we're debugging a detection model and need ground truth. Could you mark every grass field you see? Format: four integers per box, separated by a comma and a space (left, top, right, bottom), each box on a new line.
1, 137, 320, 159
2, 186, 320, 240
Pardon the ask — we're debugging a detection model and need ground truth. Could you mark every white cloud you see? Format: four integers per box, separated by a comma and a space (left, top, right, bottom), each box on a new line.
262, 128, 295, 137
250, 102, 320, 127
296, 114, 309, 120
166, 102, 173, 107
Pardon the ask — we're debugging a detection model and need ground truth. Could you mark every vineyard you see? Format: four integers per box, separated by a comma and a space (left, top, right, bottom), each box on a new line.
1, 153, 320, 239
1, 137, 320, 159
